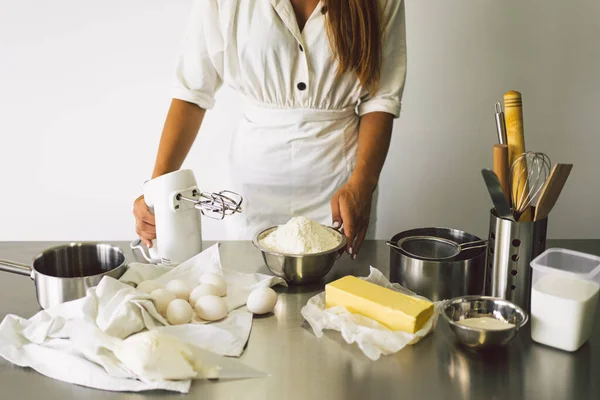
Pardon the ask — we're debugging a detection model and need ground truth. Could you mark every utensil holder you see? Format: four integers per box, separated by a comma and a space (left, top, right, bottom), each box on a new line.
485, 209, 548, 312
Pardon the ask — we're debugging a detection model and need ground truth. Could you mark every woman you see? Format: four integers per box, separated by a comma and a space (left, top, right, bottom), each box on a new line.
133, 0, 406, 259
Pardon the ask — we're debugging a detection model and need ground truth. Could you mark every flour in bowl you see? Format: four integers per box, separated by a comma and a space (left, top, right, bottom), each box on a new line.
261, 216, 342, 255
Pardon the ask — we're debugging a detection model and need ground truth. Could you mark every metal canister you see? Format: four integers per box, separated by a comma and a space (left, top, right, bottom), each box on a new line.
485, 209, 548, 312
389, 228, 487, 302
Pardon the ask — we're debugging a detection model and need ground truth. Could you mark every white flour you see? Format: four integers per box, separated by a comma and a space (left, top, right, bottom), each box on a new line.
261, 216, 341, 255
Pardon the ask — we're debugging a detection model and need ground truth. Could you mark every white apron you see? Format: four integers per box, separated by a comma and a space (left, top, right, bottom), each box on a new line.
171, 0, 406, 240
226, 101, 380, 239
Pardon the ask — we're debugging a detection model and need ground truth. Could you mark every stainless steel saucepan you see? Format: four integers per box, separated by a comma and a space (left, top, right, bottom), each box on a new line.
388, 228, 487, 301
0, 243, 127, 309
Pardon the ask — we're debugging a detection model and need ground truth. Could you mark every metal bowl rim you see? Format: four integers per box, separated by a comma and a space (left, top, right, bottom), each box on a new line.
31, 242, 127, 280
441, 295, 529, 332
252, 226, 348, 258
391, 227, 482, 241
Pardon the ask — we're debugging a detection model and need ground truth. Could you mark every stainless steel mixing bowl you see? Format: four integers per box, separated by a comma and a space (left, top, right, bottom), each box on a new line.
442, 295, 528, 349
252, 226, 347, 284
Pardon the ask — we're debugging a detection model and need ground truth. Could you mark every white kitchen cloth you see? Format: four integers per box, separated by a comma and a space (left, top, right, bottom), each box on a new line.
0, 243, 287, 392
301, 267, 444, 361
0, 312, 263, 393
119, 243, 287, 354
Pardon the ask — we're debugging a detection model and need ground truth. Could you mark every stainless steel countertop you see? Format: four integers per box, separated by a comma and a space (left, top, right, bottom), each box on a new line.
1, 240, 598, 399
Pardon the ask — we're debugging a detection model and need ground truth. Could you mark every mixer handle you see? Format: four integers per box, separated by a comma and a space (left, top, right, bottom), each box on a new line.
130, 239, 161, 264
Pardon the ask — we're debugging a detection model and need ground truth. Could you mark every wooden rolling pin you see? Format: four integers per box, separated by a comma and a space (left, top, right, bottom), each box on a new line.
493, 144, 511, 207
504, 90, 532, 221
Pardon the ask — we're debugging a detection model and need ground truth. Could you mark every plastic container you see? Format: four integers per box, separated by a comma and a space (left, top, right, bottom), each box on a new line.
530, 248, 600, 352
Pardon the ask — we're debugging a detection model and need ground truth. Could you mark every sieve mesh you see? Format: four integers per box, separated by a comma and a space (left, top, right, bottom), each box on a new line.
397, 236, 461, 260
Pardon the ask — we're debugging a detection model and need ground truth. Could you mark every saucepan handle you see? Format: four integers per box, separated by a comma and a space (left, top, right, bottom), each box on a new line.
0, 259, 32, 277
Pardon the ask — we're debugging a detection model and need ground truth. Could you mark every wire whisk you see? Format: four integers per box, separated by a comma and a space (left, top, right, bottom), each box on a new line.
509, 151, 551, 219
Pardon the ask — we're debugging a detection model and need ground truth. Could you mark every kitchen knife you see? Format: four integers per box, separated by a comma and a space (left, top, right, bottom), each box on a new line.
481, 169, 515, 221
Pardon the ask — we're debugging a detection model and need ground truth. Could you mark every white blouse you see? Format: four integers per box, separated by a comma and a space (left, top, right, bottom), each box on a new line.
172, 0, 406, 117
171, 0, 407, 239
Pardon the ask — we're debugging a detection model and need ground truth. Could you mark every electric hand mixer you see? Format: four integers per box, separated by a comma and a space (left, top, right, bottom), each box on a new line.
130, 169, 243, 265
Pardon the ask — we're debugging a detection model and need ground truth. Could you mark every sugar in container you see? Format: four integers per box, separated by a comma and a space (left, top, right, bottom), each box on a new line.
529, 248, 600, 352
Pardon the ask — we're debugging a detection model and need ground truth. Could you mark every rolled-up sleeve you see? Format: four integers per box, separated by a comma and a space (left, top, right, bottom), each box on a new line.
171, 0, 224, 110
357, 0, 407, 118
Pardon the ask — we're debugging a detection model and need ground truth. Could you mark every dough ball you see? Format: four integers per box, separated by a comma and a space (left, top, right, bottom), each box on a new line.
136, 280, 162, 294
166, 299, 193, 325
247, 287, 278, 315
114, 331, 197, 381
198, 273, 227, 297
195, 295, 228, 321
165, 279, 192, 301
189, 284, 221, 307
150, 288, 176, 315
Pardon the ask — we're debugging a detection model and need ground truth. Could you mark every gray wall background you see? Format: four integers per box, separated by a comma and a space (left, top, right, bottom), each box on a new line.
0, 0, 598, 241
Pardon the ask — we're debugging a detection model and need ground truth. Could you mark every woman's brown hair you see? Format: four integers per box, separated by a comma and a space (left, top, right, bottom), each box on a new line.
323, 0, 382, 93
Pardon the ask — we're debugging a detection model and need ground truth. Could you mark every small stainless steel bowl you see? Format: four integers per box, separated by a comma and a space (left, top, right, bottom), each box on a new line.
442, 296, 528, 349
252, 226, 348, 285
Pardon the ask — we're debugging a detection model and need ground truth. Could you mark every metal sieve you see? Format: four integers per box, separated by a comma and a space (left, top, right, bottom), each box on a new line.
387, 236, 488, 261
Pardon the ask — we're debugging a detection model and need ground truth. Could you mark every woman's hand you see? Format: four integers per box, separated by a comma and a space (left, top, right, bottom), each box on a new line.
331, 112, 393, 259
330, 179, 375, 259
134, 99, 205, 248
133, 195, 156, 247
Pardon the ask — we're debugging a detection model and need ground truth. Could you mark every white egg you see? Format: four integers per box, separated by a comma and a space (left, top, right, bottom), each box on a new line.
166, 299, 193, 325
136, 280, 162, 294
198, 273, 227, 297
150, 288, 176, 315
195, 295, 228, 321
247, 287, 278, 315
189, 284, 221, 306
165, 279, 192, 301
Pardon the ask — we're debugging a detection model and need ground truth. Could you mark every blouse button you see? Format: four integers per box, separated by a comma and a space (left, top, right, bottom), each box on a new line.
321, 6, 328, 14
297, 82, 307, 91
299, 44, 304, 52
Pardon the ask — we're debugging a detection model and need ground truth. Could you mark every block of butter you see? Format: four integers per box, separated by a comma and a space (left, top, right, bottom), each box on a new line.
325, 276, 434, 333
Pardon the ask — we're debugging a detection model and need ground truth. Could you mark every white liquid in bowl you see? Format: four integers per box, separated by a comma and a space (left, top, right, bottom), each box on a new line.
456, 317, 515, 330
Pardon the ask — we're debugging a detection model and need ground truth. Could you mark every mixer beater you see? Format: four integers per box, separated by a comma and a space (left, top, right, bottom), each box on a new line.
176, 189, 243, 220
